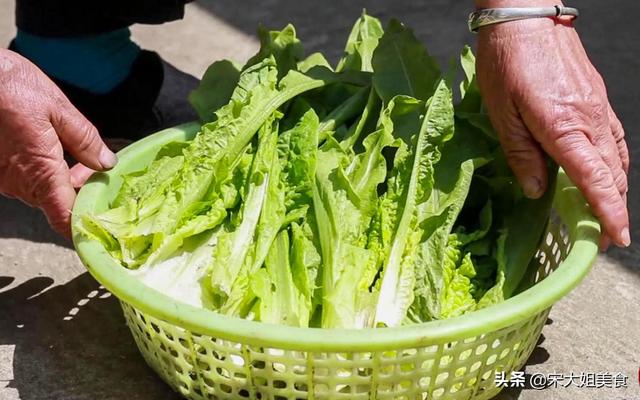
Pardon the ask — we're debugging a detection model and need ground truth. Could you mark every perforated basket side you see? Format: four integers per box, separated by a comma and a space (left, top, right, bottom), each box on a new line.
119, 212, 571, 400
123, 302, 551, 400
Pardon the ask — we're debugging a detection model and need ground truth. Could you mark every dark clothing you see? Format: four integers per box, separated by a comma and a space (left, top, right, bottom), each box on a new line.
16, 0, 192, 37
53, 50, 166, 141
9, 39, 165, 140
11, 1, 197, 140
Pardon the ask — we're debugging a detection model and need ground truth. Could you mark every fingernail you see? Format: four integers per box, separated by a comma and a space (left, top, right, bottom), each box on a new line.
598, 235, 611, 253
99, 147, 118, 170
620, 227, 631, 247
523, 177, 543, 199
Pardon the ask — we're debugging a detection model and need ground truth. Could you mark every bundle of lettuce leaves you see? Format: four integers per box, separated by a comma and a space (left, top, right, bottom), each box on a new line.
78, 14, 555, 329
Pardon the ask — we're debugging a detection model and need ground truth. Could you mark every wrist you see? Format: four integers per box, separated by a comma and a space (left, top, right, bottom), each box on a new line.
475, 0, 561, 8
472, 1, 576, 36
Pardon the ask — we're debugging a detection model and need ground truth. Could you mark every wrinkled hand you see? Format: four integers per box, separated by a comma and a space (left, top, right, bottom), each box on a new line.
476, 16, 630, 248
0, 49, 117, 238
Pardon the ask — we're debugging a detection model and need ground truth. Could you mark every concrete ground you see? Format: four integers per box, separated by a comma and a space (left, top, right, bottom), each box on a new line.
0, 1, 638, 399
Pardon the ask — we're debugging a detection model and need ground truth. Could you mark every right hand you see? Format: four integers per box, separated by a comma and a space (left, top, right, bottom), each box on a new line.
0, 49, 117, 238
474, 0, 630, 249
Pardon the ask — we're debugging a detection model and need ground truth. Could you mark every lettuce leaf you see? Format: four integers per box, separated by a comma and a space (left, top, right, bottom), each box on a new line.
251, 230, 310, 326
219, 108, 320, 317
372, 19, 441, 104
375, 80, 455, 327
312, 103, 396, 328
77, 14, 555, 329
188, 60, 241, 123
337, 12, 384, 73
208, 115, 280, 306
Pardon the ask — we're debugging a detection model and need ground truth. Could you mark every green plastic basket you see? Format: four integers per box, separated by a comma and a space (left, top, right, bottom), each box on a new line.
72, 122, 600, 400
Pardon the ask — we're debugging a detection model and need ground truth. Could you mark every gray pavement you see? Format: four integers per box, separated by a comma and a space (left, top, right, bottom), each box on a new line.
1, 1, 639, 399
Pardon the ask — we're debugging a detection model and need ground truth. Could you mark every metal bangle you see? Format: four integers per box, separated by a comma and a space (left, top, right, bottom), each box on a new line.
468, 5, 580, 32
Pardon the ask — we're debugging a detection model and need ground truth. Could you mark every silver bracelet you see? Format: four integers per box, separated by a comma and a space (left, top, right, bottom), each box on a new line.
468, 5, 579, 32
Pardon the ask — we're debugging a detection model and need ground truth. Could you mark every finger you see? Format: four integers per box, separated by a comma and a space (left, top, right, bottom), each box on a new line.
35, 162, 76, 239
69, 163, 97, 189
609, 193, 632, 248
540, 131, 629, 247
496, 114, 548, 199
608, 105, 629, 175
589, 110, 627, 197
599, 235, 611, 253
50, 102, 117, 171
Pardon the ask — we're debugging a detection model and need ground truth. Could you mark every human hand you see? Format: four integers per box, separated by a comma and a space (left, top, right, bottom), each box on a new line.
474, 3, 630, 248
0, 49, 117, 238
69, 138, 132, 189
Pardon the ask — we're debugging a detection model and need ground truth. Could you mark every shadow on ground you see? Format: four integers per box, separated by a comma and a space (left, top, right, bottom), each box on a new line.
0, 198, 67, 247
196, 0, 475, 66
493, 320, 553, 400
0, 273, 181, 400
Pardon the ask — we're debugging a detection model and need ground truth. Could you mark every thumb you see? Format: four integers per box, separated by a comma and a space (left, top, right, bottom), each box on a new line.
51, 102, 117, 171
36, 163, 77, 239
69, 163, 97, 189
498, 115, 549, 199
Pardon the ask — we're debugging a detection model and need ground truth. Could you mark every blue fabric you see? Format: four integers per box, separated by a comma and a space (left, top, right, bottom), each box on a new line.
14, 28, 140, 94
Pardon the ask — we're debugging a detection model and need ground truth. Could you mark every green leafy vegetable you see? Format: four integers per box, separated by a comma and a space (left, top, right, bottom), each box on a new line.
337, 12, 384, 73
372, 19, 441, 103
77, 13, 555, 330
189, 60, 241, 123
